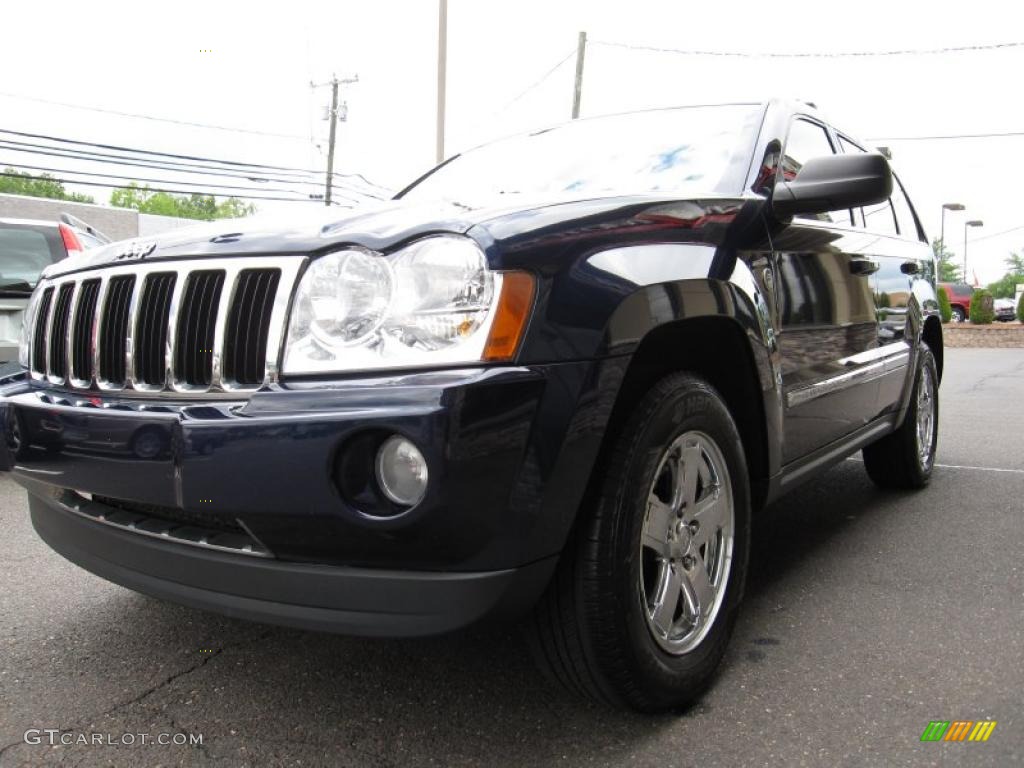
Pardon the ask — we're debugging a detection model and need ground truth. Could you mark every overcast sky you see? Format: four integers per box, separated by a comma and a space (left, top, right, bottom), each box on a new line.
2, 0, 1021, 283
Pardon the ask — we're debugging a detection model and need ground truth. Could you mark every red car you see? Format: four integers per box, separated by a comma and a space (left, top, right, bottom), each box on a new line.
939, 282, 973, 323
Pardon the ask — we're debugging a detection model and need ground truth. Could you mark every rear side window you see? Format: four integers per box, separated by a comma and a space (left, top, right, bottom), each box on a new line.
781, 119, 850, 225
862, 199, 898, 236
890, 176, 923, 241
836, 135, 897, 237
0, 224, 63, 290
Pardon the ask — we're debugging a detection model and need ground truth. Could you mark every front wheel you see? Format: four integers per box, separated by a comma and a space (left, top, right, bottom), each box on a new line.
862, 344, 939, 489
950, 306, 966, 323
527, 373, 750, 712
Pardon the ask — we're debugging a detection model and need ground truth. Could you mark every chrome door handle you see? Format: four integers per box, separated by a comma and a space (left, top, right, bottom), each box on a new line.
849, 258, 880, 276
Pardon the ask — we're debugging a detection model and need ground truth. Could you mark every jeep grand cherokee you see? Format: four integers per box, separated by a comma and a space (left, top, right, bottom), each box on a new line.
0, 100, 942, 712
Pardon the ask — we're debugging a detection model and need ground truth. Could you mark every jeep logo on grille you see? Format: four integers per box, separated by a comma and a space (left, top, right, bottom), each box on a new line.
114, 241, 157, 260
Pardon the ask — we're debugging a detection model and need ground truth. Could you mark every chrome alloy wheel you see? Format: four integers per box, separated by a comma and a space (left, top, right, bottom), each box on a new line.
639, 431, 734, 655
916, 364, 936, 469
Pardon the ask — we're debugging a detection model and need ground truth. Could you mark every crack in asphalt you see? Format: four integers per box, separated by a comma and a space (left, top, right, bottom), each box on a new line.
0, 740, 21, 767
0, 630, 273, 767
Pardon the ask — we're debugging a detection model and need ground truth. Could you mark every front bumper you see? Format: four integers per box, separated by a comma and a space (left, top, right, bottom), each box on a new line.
24, 480, 555, 636
2, 361, 616, 634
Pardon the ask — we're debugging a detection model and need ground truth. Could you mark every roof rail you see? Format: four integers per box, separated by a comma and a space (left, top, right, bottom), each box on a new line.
59, 212, 112, 244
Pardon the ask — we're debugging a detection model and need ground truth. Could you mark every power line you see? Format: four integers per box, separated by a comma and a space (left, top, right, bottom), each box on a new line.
0, 140, 387, 200
0, 91, 310, 141
968, 223, 1024, 243
0, 141, 321, 186
0, 171, 329, 204
866, 131, 1024, 141
0, 127, 326, 176
591, 39, 1024, 59
0, 160, 376, 205
0, 161, 323, 198
0, 127, 392, 193
496, 49, 577, 114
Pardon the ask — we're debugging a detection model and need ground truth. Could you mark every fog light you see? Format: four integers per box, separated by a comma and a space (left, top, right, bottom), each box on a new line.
375, 435, 428, 507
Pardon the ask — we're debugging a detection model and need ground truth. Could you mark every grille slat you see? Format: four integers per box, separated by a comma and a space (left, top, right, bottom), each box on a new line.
31, 287, 55, 375
223, 268, 281, 387
71, 280, 100, 382
174, 270, 225, 387
135, 273, 176, 386
48, 284, 75, 381
28, 258, 298, 396
99, 275, 135, 385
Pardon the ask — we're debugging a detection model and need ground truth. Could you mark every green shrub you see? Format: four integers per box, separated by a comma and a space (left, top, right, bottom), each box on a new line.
937, 286, 952, 323
970, 289, 995, 324
1017, 293, 1024, 323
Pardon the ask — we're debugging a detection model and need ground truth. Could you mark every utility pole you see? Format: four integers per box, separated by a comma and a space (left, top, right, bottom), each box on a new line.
436, 0, 448, 164
572, 31, 587, 119
325, 77, 339, 207
312, 74, 359, 206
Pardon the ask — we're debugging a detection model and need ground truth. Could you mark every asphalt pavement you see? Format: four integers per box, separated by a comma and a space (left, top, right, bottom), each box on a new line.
1, 347, 1022, 767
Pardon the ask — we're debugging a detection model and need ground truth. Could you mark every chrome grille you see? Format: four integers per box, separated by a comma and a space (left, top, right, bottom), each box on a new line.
29, 256, 305, 396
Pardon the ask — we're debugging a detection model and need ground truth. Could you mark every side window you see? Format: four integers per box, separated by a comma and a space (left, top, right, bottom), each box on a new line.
862, 199, 898, 237
781, 119, 848, 224
837, 135, 897, 236
890, 175, 922, 241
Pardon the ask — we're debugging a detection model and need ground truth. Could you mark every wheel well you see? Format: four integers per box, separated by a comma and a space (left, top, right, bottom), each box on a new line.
922, 316, 944, 382
598, 317, 769, 504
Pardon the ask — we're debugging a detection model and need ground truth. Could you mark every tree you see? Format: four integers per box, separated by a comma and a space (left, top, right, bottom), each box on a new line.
109, 183, 256, 221
0, 167, 95, 204
984, 251, 1024, 299
1017, 293, 1024, 324
969, 289, 995, 325
937, 285, 953, 324
932, 238, 961, 283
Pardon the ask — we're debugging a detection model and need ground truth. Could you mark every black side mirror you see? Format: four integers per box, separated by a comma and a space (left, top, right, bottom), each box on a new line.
772, 153, 893, 217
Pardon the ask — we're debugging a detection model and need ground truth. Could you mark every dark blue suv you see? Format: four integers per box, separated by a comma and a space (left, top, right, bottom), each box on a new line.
0, 100, 942, 711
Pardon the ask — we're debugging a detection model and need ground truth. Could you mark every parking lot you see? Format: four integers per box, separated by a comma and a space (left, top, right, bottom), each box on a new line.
0, 347, 1021, 767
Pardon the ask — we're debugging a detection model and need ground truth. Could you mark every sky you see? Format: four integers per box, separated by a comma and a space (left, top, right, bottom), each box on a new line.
1, 0, 1022, 284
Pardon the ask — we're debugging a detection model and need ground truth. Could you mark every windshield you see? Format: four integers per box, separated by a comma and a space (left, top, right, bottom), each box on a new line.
0, 223, 64, 293
402, 104, 764, 206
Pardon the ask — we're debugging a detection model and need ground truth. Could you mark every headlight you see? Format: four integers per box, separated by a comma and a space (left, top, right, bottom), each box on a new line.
283, 236, 534, 374
18, 285, 44, 368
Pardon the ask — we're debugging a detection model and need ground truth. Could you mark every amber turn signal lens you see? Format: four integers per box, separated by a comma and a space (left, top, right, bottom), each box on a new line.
483, 271, 536, 362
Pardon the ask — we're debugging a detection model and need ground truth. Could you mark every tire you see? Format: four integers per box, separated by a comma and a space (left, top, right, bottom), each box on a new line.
527, 373, 751, 712
950, 306, 966, 323
862, 344, 938, 489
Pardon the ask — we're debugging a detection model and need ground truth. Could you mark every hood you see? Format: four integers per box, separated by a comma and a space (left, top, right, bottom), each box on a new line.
41, 192, 751, 279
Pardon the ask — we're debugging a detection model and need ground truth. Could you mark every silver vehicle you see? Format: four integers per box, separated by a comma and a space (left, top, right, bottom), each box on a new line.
0, 214, 108, 366
994, 297, 1017, 322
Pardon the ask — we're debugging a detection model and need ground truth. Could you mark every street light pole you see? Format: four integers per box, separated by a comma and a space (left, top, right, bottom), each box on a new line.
964, 220, 983, 284
940, 202, 964, 258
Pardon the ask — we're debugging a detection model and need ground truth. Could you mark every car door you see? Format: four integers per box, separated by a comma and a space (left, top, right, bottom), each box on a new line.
835, 136, 933, 419
771, 118, 883, 463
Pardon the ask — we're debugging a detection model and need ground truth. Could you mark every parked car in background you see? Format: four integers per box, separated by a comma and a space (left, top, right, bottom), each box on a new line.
938, 282, 973, 323
994, 297, 1017, 322
0, 214, 109, 366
